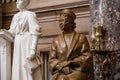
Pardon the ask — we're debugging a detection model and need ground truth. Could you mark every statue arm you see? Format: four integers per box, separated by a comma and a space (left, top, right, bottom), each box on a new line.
49, 39, 72, 74
49, 39, 60, 74
30, 34, 39, 55
27, 12, 41, 59
28, 12, 41, 36
8, 15, 17, 36
73, 35, 92, 70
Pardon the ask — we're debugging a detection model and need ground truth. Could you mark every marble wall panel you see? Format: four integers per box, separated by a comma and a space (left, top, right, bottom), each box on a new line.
90, 0, 120, 80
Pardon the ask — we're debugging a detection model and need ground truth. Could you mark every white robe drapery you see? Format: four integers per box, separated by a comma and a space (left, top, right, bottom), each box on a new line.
9, 11, 41, 80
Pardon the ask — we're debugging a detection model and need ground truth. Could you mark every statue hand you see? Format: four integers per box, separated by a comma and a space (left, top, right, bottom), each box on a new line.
62, 67, 71, 74
26, 49, 36, 60
30, 49, 36, 55
0, 29, 7, 31
0, 29, 14, 37
0, 29, 9, 33
56, 61, 71, 70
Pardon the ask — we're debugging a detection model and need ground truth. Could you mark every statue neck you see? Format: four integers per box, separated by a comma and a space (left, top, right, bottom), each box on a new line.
63, 29, 74, 34
19, 8, 27, 12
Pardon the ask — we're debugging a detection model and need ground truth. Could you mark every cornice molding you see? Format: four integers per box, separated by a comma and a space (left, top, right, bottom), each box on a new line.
29, 0, 89, 13
38, 11, 90, 23
3, 0, 89, 16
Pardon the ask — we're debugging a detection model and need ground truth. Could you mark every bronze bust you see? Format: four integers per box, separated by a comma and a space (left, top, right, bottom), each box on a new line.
48, 9, 94, 80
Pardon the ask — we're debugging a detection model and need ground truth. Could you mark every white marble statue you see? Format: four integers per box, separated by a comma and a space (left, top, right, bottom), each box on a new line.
8, 0, 42, 80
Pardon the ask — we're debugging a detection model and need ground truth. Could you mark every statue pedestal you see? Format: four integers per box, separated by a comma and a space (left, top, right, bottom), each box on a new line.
0, 30, 13, 80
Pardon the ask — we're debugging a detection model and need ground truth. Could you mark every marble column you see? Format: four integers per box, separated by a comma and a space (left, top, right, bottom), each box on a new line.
89, 0, 120, 80
0, 0, 2, 29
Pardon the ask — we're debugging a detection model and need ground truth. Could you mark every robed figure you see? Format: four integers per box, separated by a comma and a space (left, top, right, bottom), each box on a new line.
49, 9, 94, 80
8, 0, 42, 80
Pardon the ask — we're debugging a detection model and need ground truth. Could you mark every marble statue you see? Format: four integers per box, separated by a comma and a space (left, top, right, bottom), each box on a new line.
48, 9, 94, 80
8, 0, 42, 80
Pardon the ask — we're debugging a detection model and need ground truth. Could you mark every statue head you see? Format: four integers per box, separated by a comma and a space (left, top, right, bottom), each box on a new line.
16, 0, 30, 10
61, 9, 76, 21
59, 9, 76, 31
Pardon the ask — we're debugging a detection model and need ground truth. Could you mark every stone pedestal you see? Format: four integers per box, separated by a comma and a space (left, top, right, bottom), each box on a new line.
89, 0, 120, 80
0, 30, 13, 80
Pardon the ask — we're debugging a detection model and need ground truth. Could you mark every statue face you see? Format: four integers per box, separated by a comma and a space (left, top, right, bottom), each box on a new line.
59, 14, 72, 31
16, 0, 29, 10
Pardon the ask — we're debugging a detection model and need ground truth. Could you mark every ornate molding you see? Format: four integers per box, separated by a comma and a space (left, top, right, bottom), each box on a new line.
38, 11, 90, 23
29, 0, 89, 13
3, 0, 89, 16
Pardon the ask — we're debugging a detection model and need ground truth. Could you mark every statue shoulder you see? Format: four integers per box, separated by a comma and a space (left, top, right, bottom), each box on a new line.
53, 35, 60, 41
26, 11, 35, 14
13, 11, 35, 18
52, 34, 62, 44
73, 32, 85, 39
13, 12, 20, 17
80, 34, 86, 37
79, 34, 88, 41
25, 11, 35, 16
